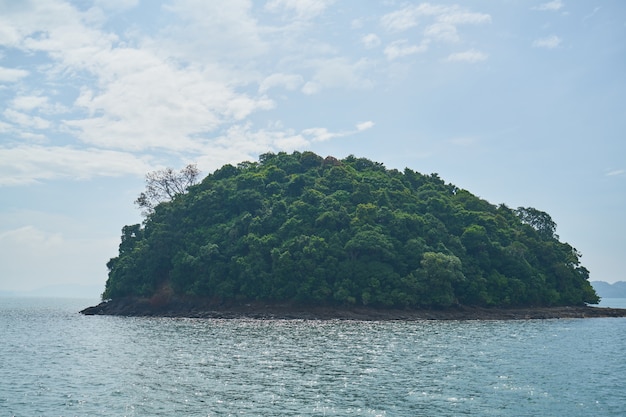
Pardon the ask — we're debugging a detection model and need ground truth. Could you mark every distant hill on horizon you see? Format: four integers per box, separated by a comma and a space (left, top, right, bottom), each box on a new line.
591, 281, 626, 298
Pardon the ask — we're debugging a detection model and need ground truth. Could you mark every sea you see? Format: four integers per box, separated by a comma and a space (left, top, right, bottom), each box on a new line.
1, 297, 625, 417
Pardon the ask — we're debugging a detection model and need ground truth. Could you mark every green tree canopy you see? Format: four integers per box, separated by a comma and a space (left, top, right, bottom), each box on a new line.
103, 151, 599, 308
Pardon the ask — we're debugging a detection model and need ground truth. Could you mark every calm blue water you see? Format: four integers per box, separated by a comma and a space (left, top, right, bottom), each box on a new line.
1, 297, 625, 416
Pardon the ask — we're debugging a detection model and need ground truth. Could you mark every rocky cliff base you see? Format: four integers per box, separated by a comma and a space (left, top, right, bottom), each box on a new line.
80, 297, 626, 321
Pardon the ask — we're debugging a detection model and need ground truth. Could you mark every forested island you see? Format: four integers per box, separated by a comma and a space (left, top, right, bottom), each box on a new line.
83, 151, 626, 320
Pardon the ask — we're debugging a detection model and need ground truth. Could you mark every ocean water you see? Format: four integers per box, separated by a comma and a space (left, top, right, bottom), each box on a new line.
1, 298, 625, 416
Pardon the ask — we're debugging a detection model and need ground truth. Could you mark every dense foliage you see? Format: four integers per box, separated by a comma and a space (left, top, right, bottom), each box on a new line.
103, 151, 599, 308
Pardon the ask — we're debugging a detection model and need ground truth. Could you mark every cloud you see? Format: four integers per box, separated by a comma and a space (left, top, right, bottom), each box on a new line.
0, 145, 154, 186
10, 95, 49, 111
533, 35, 562, 49
194, 121, 373, 170
362, 33, 381, 49
301, 57, 373, 94
302, 121, 374, 142
532, 1, 564, 12
380, 4, 490, 61
2, 3, 262, 155
0, 66, 28, 82
380, 3, 438, 32
3, 109, 51, 130
93, 0, 140, 11
424, 22, 459, 43
437, 10, 492, 25
302, 127, 340, 142
194, 123, 309, 171
384, 40, 430, 60
381, 4, 491, 33
605, 169, 624, 177
446, 49, 488, 63
161, 1, 268, 63
0, 120, 12, 133
265, 0, 335, 20
356, 121, 375, 131
259, 73, 304, 93
61, 47, 275, 151
583, 7, 601, 23
0, 1, 382, 182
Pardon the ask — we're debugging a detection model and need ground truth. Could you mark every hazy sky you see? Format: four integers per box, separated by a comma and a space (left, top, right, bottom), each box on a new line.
1, 0, 624, 296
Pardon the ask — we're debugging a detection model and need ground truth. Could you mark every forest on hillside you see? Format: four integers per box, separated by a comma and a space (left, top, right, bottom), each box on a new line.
103, 151, 599, 308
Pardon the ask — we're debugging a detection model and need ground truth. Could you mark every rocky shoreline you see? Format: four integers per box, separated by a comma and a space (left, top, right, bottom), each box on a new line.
80, 297, 626, 321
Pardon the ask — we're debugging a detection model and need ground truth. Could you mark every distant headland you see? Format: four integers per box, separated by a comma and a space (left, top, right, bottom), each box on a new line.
591, 281, 626, 298
85, 151, 613, 319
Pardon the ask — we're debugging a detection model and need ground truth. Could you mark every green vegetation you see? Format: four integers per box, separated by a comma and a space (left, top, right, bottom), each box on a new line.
103, 151, 599, 308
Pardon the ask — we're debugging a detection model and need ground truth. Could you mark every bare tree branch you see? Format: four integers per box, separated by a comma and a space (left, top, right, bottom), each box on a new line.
135, 164, 200, 215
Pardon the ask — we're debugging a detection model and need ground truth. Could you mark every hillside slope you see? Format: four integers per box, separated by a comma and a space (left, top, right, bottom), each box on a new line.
103, 151, 599, 308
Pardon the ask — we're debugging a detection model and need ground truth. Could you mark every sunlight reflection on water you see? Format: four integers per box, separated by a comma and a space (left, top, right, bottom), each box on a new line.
1, 297, 625, 416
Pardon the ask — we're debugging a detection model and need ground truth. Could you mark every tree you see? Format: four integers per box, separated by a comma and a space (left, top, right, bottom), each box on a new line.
515, 207, 558, 240
103, 151, 599, 308
135, 164, 200, 215
416, 252, 465, 307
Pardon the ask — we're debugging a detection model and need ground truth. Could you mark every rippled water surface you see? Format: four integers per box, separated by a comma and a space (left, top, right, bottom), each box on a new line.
1, 297, 625, 416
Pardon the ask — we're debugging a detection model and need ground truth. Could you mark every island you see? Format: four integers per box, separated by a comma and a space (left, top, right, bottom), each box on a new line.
82, 151, 626, 320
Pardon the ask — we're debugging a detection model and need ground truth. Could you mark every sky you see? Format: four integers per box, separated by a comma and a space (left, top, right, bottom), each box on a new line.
1, 0, 625, 297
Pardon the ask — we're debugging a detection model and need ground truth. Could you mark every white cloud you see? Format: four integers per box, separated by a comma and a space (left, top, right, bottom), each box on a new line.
424, 22, 459, 43
5, 2, 118, 66
381, 4, 490, 33
381, 4, 444, 32
194, 123, 310, 171
265, 0, 335, 20
93, 0, 140, 12
446, 49, 488, 63
0, 1, 279, 155
384, 40, 429, 60
3, 109, 51, 130
301, 57, 373, 95
0, 145, 154, 186
532, 1, 564, 12
362, 33, 381, 49
18, 132, 48, 142
438, 10, 492, 25
60, 46, 275, 151
605, 169, 624, 177
533, 35, 562, 49
161, 1, 268, 63
11, 95, 49, 111
0, 120, 12, 133
302, 121, 374, 142
356, 121, 375, 131
302, 127, 339, 142
194, 121, 373, 171
380, 4, 490, 62
0, 1, 385, 183
0, 66, 28, 82
259, 73, 304, 93
583, 7, 601, 23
